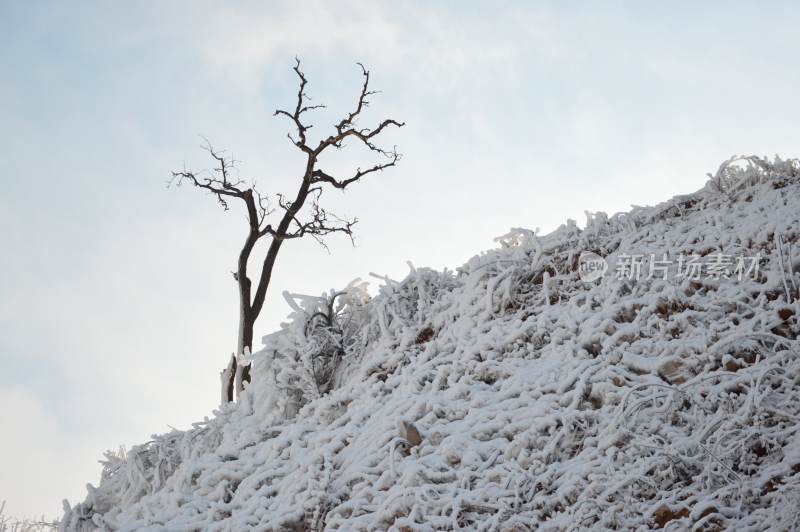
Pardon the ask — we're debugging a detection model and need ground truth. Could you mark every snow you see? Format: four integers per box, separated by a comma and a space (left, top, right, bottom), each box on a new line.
62, 156, 800, 530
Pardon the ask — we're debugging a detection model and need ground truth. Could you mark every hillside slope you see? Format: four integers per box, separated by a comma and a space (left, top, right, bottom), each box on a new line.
62, 157, 800, 531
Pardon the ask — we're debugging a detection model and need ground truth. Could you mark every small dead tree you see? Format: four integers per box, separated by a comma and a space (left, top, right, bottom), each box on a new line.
171, 59, 403, 403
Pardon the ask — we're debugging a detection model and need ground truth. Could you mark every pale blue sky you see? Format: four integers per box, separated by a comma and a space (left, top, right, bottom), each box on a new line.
1, 0, 799, 518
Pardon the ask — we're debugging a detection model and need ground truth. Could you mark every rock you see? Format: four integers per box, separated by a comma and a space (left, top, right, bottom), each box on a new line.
398, 420, 422, 447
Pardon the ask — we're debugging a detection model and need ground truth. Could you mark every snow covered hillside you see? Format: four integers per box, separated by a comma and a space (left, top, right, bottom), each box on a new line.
62, 157, 800, 531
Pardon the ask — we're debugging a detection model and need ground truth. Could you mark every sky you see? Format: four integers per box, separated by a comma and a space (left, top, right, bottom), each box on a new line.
1, 0, 799, 519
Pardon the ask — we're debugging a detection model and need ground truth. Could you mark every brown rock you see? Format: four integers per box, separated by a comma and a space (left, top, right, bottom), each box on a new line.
653, 505, 690, 528
399, 420, 422, 447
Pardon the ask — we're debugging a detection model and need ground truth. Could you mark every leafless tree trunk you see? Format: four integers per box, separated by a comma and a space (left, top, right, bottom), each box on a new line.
171, 59, 404, 403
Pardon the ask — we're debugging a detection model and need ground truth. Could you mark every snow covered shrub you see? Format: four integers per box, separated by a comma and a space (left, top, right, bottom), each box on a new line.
248, 280, 373, 421
708, 155, 800, 197
59, 421, 228, 531
371, 265, 459, 341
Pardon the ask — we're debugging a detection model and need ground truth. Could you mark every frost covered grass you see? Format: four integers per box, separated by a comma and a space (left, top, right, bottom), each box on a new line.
62, 157, 800, 530
0, 502, 58, 532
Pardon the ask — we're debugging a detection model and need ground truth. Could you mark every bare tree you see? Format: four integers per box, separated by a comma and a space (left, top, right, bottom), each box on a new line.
171, 59, 404, 403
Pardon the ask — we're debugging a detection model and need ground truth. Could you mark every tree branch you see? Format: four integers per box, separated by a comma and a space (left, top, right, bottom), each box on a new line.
311, 149, 401, 189
316, 63, 405, 155
169, 143, 247, 210
273, 58, 325, 154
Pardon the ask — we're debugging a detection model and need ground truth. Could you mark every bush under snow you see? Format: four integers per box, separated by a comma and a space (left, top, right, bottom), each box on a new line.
62, 156, 800, 531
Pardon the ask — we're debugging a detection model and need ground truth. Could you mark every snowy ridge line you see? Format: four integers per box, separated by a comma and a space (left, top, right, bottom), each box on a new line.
62, 156, 800, 531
